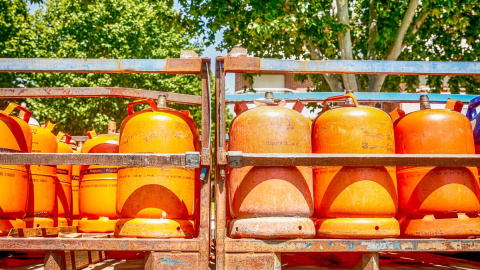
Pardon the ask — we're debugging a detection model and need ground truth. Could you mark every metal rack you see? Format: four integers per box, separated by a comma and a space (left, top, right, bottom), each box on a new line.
0, 50, 212, 270
215, 48, 480, 270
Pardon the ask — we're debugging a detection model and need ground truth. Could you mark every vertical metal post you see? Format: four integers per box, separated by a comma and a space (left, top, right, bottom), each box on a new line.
44, 252, 64, 270
215, 57, 227, 270
355, 252, 379, 270
199, 58, 212, 270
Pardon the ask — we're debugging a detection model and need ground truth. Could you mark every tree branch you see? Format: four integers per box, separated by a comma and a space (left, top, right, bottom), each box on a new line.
335, 0, 359, 91
387, 0, 419, 60
368, 0, 420, 92
366, 0, 378, 92
305, 38, 344, 92
366, 0, 378, 61
410, 9, 429, 35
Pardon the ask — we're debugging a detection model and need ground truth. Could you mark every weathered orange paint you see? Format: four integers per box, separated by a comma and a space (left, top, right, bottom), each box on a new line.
312, 94, 399, 238
78, 128, 119, 233
25, 121, 57, 228
228, 97, 314, 239
0, 103, 32, 234
55, 132, 73, 226
393, 99, 480, 238
115, 98, 199, 238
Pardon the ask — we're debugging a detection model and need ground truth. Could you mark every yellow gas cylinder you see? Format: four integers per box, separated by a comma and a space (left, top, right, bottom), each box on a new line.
69, 141, 80, 227
55, 132, 73, 227
79, 123, 119, 233
0, 103, 32, 235
228, 92, 315, 239
312, 94, 399, 238
115, 97, 200, 238
24, 121, 57, 228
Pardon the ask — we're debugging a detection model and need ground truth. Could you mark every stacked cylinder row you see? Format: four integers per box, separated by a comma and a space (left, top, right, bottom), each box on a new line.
228, 93, 480, 239
0, 96, 201, 238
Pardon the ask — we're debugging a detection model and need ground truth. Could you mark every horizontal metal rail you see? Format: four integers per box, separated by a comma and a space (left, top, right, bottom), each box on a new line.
0, 152, 201, 168
228, 152, 480, 168
226, 92, 476, 104
0, 237, 199, 251
225, 238, 480, 253
0, 87, 202, 105
0, 57, 203, 74
224, 56, 480, 75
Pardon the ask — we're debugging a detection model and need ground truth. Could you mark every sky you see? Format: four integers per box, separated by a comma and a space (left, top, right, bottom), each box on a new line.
27, 1, 235, 94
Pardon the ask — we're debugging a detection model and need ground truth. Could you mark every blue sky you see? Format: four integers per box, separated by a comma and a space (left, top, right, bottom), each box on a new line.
27, 1, 235, 93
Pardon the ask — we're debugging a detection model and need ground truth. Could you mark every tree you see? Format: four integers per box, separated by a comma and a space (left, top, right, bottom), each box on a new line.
0, 0, 35, 90
1, 0, 204, 135
179, 0, 480, 93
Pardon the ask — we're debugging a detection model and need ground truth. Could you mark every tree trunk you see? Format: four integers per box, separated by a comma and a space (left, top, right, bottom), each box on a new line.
335, 0, 359, 92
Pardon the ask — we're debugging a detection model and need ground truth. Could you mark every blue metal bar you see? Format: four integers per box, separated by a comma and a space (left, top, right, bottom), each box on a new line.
226, 92, 478, 104
226, 57, 480, 75
0, 58, 202, 73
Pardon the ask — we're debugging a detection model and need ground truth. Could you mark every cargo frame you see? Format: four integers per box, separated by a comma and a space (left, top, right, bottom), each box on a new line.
0, 50, 212, 270
215, 48, 480, 270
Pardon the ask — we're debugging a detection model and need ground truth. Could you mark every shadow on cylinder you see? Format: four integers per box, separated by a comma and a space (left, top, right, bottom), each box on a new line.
78, 125, 119, 233
0, 103, 32, 235
392, 96, 480, 238
228, 92, 315, 239
312, 93, 399, 238
115, 96, 200, 238
24, 120, 57, 228
55, 132, 73, 227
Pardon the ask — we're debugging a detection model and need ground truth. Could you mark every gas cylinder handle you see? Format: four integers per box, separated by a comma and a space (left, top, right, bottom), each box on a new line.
445, 99, 463, 113
127, 98, 159, 115
56, 131, 72, 144
44, 120, 56, 132
389, 107, 405, 121
4, 102, 32, 123
467, 96, 480, 120
323, 94, 358, 112
87, 129, 97, 139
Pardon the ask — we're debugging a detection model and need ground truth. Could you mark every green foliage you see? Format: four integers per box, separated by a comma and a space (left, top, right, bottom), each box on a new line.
0, 0, 205, 136
180, 0, 480, 93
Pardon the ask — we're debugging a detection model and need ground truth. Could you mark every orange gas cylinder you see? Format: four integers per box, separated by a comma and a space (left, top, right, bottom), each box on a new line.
69, 141, 80, 226
228, 92, 315, 239
0, 103, 32, 235
312, 94, 399, 238
393, 96, 480, 238
78, 124, 119, 233
115, 97, 200, 238
55, 132, 73, 227
25, 121, 57, 228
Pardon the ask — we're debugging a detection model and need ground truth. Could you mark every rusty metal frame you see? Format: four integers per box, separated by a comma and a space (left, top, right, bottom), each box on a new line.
215, 49, 480, 270
0, 50, 212, 270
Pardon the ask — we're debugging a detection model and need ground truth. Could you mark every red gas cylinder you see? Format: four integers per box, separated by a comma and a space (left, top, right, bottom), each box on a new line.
25, 121, 57, 228
312, 94, 399, 238
393, 96, 480, 238
0, 103, 32, 235
69, 141, 80, 226
115, 97, 200, 238
55, 132, 73, 227
228, 92, 314, 239
79, 124, 119, 233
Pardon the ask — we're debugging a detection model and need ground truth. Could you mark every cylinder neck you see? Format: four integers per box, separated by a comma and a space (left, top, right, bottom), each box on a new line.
345, 90, 354, 105
157, 95, 167, 108
265, 91, 274, 101
108, 121, 116, 134
420, 95, 431, 110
